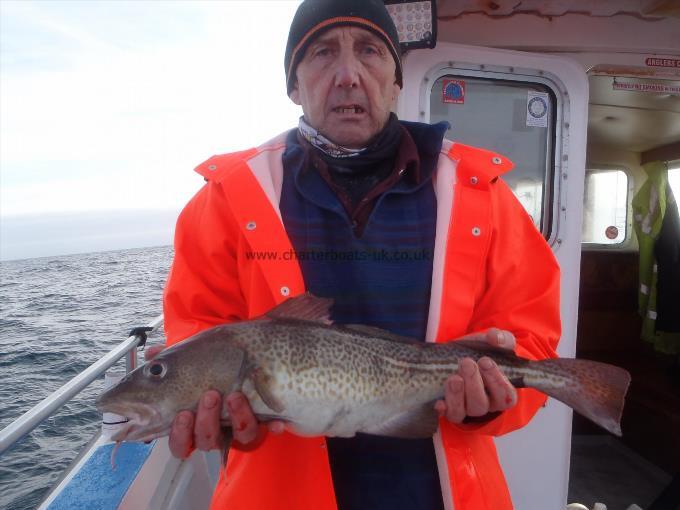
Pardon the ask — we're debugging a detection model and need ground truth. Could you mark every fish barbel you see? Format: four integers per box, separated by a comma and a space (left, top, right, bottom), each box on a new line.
97, 293, 631, 446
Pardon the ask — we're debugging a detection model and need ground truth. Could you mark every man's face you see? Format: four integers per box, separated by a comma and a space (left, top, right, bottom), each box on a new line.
289, 26, 401, 148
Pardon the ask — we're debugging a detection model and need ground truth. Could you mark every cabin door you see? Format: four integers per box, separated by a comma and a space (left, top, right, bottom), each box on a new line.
397, 43, 589, 509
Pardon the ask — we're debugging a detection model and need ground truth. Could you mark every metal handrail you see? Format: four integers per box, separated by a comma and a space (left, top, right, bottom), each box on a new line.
0, 314, 164, 457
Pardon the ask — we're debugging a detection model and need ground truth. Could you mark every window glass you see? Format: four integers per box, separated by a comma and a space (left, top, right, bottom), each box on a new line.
430, 75, 555, 233
582, 170, 628, 244
668, 162, 680, 217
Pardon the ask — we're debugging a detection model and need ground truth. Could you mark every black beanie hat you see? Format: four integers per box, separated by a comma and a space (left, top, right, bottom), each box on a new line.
284, 0, 402, 94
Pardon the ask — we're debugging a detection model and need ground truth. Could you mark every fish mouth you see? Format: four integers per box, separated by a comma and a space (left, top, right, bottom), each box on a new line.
97, 401, 169, 442
102, 418, 130, 425
109, 421, 172, 443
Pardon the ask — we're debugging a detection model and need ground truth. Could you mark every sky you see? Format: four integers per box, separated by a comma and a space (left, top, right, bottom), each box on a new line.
0, 0, 302, 261
2, 2, 680, 261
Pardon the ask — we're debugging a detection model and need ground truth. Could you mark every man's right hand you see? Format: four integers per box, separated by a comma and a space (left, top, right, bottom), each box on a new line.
144, 344, 284, 459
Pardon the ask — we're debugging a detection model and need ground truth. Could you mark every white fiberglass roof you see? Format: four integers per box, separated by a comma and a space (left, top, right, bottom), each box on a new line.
436, 0, 680, 19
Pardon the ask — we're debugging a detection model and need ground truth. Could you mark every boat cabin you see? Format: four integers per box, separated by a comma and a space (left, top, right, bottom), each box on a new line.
397, 1, 679, 508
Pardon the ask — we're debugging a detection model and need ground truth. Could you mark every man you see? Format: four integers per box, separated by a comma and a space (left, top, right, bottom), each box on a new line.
160, 0, 561, 508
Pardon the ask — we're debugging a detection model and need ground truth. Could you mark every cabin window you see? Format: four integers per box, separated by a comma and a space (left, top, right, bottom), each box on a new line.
429, 75, 556, 236
582, 169, 629, 244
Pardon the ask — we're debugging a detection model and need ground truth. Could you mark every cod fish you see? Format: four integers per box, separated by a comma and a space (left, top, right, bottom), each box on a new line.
97, 293, 631, 452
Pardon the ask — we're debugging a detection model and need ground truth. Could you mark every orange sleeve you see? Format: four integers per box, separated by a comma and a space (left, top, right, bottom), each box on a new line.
163, 181, 248, 345
446, 178, 561, 436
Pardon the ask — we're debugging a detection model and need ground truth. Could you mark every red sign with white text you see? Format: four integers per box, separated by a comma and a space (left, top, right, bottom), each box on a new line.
645, 57, 680, 68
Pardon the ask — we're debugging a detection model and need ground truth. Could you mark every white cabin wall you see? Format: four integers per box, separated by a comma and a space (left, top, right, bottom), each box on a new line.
399, 42, 589, 510
419, 6, 679, 507
586, 145, 643, 192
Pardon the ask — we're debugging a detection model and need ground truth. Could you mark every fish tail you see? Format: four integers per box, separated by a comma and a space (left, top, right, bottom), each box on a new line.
524, 358, 631, 436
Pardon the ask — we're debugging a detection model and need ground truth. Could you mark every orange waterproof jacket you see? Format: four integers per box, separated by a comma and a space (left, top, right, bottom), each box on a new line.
163, 132, 561, 510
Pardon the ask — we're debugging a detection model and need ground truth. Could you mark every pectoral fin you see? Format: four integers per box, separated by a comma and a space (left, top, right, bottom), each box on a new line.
252, 368, 285, 414
364, 404, 439, 439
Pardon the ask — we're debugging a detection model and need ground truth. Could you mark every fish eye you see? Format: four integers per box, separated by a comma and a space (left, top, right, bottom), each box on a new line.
145, 361, 167, 378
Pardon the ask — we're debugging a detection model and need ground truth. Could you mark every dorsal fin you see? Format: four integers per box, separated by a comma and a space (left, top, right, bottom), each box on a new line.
266, 292, 333, 325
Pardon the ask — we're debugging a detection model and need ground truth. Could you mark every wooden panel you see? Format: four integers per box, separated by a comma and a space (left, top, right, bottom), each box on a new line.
578, 251, 640, 351
642, 141, 680, 165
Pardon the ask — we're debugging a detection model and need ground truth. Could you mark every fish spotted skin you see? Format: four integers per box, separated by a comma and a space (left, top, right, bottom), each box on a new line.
97, 294, 631, 443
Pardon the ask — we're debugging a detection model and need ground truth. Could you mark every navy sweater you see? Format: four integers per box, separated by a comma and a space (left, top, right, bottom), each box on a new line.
280, 121, 448, 510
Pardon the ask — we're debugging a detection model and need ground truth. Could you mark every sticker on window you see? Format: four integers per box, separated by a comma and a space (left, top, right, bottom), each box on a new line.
442, 79, 465, 104
526, 91, 549, 128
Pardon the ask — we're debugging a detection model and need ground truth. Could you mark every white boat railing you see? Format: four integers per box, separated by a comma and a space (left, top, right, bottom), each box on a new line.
0, 314, 164, 457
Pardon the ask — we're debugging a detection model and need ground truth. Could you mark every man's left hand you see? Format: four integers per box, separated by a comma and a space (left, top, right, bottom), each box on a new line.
434, 328, 518, 424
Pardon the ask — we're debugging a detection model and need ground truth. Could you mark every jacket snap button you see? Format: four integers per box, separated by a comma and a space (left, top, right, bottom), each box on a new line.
472, 227, 481, 236
208, 164, 217, 171
470, 176, 478, 185
246, 221, 257, 231
492, 157, 502, 165
280, 286, 290, 296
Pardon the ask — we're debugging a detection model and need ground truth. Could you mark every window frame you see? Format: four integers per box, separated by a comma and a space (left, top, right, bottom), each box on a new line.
419, 63, 565, 245
581, 165, 633, 249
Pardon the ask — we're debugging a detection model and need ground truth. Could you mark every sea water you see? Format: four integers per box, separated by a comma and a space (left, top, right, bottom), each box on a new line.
0, 246, 173, 510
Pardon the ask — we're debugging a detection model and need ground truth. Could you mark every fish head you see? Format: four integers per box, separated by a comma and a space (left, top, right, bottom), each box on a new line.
96, 326, 246, 442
